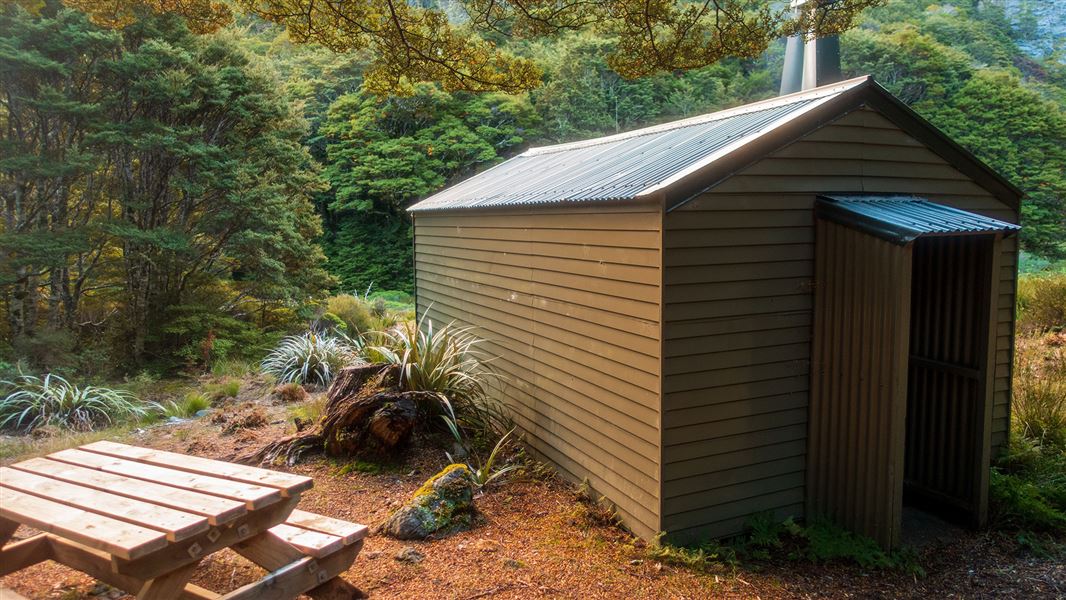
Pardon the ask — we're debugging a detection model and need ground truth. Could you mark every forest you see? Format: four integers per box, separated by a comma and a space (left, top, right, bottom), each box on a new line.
1, 0, 1064, 376
1, 3, 1065, 595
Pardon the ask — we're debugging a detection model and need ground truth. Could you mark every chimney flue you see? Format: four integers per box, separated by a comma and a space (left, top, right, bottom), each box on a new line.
780, 0, 842, 95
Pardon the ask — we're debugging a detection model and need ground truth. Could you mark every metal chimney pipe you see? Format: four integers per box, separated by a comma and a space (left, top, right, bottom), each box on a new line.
780, 0, 843, 94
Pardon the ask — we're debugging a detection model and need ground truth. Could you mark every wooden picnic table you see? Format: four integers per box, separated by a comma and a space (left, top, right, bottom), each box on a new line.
0, 441, 367, 599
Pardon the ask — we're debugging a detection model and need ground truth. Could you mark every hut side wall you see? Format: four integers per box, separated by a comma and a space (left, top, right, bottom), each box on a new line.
660, 106, 1019, 544
412, 203, 663, 539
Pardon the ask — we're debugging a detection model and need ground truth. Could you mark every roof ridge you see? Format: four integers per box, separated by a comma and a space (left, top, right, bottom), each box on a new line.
521, 76, 871, 157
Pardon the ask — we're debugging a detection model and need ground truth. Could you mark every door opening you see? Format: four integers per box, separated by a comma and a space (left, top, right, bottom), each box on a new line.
903, 235, 995, 526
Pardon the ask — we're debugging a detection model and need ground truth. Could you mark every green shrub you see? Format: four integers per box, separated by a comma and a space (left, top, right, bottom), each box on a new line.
800, 520, 920, 572
1017, 273, 1066, 334
325, 295, 376, 334
261, 331, 354, 386
645, 515, 922, 575
164, 392, 212, 418
364, 316, 507, 437
0, 373, 159, 432
991, 436, 1066, 535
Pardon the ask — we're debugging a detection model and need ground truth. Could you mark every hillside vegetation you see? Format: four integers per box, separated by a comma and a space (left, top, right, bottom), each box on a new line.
1, 0, 1064, 376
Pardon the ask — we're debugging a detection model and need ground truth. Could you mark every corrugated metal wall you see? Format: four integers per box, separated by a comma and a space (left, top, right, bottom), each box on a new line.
412, 202, 663, 539
807, 220, 912, 549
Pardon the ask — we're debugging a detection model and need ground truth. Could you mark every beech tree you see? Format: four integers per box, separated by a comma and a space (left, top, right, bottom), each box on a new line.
51, 0, 883, 94
0, 6, 331, 365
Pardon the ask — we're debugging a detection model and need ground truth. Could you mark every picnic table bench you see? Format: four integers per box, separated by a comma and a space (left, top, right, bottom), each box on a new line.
0, 441, 368, 599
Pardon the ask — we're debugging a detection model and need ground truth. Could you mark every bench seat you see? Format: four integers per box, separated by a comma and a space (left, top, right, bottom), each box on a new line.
269, 510, 368, 559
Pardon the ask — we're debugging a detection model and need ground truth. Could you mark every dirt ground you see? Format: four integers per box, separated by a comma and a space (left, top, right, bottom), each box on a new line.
2, 380, 1063, 599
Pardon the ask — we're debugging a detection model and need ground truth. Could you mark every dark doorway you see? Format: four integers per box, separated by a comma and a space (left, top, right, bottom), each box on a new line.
904, 235, 996, 526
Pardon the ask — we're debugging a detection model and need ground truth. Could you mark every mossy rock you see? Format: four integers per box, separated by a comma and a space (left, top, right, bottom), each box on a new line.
381, 464, 476, 540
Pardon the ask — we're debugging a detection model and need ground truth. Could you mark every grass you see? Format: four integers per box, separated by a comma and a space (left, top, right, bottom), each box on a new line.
205, 379, 241, 401
164, 392, 212, 418
287, 394, 327, 424
211, 359, 256, 378
0, 424, 137, 462
1013, 339, 1066, 449
1017, 272, 1066, 334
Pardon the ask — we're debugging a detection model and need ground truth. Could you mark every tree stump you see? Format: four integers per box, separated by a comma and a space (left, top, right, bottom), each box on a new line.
246, 364, 439, 465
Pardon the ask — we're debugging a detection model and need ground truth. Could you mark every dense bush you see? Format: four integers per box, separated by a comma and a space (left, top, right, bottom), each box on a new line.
0, 373, 159, 432
324, 295, 377, 334
261, 331, 355, 386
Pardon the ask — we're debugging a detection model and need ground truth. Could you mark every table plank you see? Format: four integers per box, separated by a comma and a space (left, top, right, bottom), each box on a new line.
47, 449, 282, 509
267, 524, 344, 558
285, 510, 368, 545
81, 441, 313, 496
0, 467, 208, 542
12, 458, 246, 525
0, 486, 167, 560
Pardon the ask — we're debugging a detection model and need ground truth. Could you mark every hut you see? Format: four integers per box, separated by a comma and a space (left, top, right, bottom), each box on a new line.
406, 76, 1022, 549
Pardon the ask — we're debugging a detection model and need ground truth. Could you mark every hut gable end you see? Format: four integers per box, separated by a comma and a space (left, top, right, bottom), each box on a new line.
659, 106, 1019, 544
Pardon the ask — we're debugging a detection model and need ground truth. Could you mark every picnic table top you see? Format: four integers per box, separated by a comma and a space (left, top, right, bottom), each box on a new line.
0, 440, 315, 560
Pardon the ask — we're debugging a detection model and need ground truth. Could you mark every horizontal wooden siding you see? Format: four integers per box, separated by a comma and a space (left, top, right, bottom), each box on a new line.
660, 106, 1019, 544
413, 203, 663, 539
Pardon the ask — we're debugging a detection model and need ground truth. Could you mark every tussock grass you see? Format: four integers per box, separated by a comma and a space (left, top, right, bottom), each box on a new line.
261, 331, 354, 386
0, 373, 159, 432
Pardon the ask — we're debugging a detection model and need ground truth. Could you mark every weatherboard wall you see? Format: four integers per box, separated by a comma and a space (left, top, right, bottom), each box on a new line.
659, 106, 1019, 544
412, 202, 663, 539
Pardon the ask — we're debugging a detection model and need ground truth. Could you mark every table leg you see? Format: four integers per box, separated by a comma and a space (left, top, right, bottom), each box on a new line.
137, 560, 201, 600
232, 532, 365, 599
48, 537, 217, 600
0, 517, 19, 546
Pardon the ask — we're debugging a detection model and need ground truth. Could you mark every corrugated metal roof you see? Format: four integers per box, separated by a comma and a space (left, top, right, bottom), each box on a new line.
408, 77, 871, 212
815, 195, 1021, 245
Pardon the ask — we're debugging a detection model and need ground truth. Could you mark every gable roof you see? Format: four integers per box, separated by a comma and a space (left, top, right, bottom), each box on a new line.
408, 76, 1022, 213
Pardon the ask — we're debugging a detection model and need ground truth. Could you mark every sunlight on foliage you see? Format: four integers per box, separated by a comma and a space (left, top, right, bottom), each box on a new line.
261, 331, 355, 386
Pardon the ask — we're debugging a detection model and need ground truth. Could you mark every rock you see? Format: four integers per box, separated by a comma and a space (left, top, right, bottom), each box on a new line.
363, 550, 383, 560
194, 409, 213, 418
380, 464, 476, 540
394, 546, 425, 564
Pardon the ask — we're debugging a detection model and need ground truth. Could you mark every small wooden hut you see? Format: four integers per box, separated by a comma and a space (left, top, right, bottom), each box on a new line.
407, 76, 1022, 548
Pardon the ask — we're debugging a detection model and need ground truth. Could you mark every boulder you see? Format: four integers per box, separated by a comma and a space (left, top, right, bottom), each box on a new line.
381, 464, 476, 540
